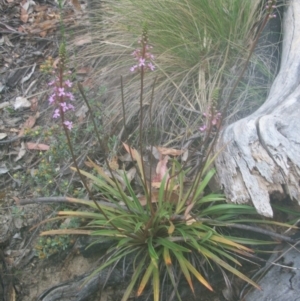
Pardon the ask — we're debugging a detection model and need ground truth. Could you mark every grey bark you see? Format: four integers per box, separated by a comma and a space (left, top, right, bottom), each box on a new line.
214, 0, 300, 217
245, 242, 300, 301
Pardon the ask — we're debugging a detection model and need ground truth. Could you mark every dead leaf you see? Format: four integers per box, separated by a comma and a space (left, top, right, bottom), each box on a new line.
74, 36, 92, 46
15, 142, 26, 161
30, 97, 38, 111
123, 143, 140, 161
18, 114, 38, 137
152, 155, 169, 186
77, 67, 92, 75
138, 192, 159, 206
0, 133, 7, 140
168, 221, 175, 235
12, 196, 20, 205
20, 9, 29, 23
184, 202, 195, 219
125, 167, 136, 182
14, 97, 31, 110
70, 0, 82, 11
34, 5, 48, 12
156, 146, 184, 156
181, 149, 188, 162
0, 102, 10, 109
147, 146, 160, 160
185, 214, 197, 226
53, 57, 60, 68
26, 142, 49, 151
0, 163, 9, 174
75, 104, 88, 119
23, 115, 37, 129
108, 156, 119, 171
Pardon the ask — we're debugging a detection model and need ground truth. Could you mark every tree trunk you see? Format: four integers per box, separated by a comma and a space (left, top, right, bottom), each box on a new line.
214, 0, 300, 217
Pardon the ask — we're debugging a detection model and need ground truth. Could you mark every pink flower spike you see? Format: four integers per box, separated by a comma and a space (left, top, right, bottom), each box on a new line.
148, 62, 155, 71
58, 87, 65, 97
139, 58, 145, 67
64, 79, 72, 88
64, 121, 73, 130
53, 109, 60, 119
48, 80, 55, 86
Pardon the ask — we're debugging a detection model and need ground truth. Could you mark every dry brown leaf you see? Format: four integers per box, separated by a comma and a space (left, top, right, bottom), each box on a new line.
39, 30, 47, 38
20, 9, 29, 23
77, 67, 92, 75
185, 214, 197, 226
108, 156, 119, 171
34, 5, 48, 12
18, 114, 37, 137
52, 57, 60, 69
23, 115, 37, 129
15, 142, 26, 161
84, 161, 93, 168
70, 0, 82, 11
74, 36, 92, 46
14, 96, 31, 109
151, 155, 169, 187
156, 146, 184, 156
126, 167, 136, 182
123, 142, 140, 161
26, 142, 49, 151
181, 149, 189, 161
184, 202, 195, 219
0, 133, 7, 140
30, 97, 38, 111
138, 192, 159, 206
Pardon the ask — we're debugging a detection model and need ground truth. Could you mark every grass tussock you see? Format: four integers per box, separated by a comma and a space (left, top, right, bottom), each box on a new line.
75, 0, 269, 143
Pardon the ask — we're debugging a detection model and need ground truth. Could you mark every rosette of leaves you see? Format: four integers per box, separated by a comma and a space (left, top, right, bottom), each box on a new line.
41, 146, 287, 301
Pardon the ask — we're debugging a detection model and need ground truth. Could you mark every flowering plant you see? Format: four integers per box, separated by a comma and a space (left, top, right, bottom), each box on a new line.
130, 30, 155, 73
48, 65, 75, 130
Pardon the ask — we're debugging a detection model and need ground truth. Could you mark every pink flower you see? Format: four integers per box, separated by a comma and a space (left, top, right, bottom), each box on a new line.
130, 65, 138, 72
58, 87, 65, 97
65, 92, 75, 101
68, 103, 75, 111
199, 125, 207, 132
53, 109, 60, 118
63, 121, 73, 130
64, 79, 72, 88
139, 58, 146, 67
148, 62, 155, 71
48, 94, 56, 104
60, 102, 69, 112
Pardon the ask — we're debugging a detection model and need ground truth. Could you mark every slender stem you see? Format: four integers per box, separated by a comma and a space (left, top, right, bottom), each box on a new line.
120, 76, 127, 131
54, 64, 120, 232
138, 39, 154, 216
77, 82, 134, 214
